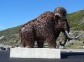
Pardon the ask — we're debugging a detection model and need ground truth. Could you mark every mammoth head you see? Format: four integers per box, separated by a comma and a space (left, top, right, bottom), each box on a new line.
54, 7, 70, 32
54, 7, 68, 31
54, 7, 67, 18
55, 15, 69, 32
54, 7, 84, 40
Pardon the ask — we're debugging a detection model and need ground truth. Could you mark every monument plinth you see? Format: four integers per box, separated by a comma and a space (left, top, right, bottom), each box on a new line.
10, 48, 60, 59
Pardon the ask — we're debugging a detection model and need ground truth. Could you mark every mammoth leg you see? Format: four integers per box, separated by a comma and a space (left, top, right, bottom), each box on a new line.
26, 32, 35, 48
25, 36, 35, 48
26, 41, 35, 48
21, 34, 35, 48
59, 30, 70, 47
47, 38, 56, 48
46, 35, 56, 48
59, 32, 67, 46
37, 40, 44, 48
20, 26, 35, 48
54, 30, 61, 48
20, 32, 26, 47
21, 41, 26, 47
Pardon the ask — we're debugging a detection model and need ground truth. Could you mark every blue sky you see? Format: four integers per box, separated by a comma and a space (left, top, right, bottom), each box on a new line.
0, 0, 84, 31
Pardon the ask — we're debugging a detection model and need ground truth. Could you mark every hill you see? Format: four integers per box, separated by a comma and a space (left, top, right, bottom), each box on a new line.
0, 26, 21, 46
67, 10, 84, 30
0, 10, 84, 48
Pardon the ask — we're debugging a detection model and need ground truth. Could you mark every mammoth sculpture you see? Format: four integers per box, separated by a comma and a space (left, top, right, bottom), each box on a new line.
20, 7, 82, 48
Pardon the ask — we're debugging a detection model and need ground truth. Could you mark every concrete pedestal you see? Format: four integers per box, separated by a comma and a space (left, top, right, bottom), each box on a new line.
10, 48, 60, 59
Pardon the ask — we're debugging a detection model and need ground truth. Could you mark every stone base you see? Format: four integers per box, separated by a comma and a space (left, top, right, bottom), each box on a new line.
10, 48, 60, 59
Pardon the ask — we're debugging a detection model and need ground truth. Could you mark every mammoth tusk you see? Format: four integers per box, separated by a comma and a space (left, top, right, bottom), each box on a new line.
65, 31, 84, 40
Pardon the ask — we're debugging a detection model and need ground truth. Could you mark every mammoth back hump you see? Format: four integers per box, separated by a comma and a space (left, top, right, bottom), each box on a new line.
37, 11, 55, 22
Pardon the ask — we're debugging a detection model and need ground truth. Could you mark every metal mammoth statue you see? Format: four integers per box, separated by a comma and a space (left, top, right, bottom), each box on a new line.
20, 7, 81, 48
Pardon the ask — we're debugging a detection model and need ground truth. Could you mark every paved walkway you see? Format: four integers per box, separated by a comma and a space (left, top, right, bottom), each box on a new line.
0, 49, 84, 62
